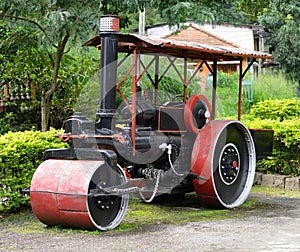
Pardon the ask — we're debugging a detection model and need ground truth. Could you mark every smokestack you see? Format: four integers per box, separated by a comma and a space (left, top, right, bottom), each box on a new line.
97, 15, 120, 130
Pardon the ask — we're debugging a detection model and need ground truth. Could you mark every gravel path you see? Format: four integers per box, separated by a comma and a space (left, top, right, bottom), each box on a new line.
1, 193, 299, 252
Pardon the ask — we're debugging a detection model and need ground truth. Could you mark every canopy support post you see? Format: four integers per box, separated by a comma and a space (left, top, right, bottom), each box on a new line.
238, 58, 256, 120
211, 59, 217, 120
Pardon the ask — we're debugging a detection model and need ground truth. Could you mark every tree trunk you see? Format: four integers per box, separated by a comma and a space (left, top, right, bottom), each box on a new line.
41, 93, 51, 132
40, 33, 70, 132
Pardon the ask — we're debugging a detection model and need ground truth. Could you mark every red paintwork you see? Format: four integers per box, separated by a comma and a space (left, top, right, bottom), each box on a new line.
191, 120, 231, 207
30, 159, 104, 230
184, 94, 211, 133
232, 160, 238, 168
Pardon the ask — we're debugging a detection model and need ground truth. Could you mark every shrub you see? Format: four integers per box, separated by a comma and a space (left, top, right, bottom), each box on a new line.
245, 119, 300, 175
0, 112, 15, 135
243, 99, 300, 176
0, 128, 67, 213
249, 98, 300, 121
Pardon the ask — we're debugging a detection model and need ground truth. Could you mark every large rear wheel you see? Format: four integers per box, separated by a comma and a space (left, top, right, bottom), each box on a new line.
191, 120, 256, 208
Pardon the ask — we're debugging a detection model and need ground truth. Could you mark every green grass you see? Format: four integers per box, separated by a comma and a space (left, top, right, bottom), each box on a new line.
253, 70, 297, 103
0, 210, 46, 235
1, 187, 299, 235
0, 193, 230, 235
251, 185, 300, 199
199, 70, 298, 118
114, 194, 229, 233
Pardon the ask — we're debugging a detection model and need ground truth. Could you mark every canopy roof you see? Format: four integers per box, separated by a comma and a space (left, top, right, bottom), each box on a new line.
84, 33, 272, 61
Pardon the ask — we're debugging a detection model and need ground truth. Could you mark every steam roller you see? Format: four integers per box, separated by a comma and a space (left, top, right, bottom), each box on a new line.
29, 15, 273, 230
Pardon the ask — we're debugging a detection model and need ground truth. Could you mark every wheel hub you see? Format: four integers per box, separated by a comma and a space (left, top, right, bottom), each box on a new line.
95, 195, 115, 210
219, 143, 240, 185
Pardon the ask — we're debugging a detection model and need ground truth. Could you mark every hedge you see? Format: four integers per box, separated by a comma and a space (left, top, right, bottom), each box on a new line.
243, 99, 300, 176
0, 128, 67, 213
249, 98, 300, 121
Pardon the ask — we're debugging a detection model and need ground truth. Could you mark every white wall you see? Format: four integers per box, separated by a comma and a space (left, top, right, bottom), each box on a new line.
146, 22, 255, 50
201, 23, 254, 50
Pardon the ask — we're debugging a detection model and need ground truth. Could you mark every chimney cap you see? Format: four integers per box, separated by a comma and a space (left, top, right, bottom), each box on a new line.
100, 15, 120, 33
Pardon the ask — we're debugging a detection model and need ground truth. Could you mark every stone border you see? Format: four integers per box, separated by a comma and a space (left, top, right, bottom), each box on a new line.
254, 172, 300, 191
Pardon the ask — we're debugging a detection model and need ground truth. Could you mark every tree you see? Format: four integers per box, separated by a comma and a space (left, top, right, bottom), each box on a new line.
236, 0, 272, 22
99, 0, 245, 27
0, 20, 97, 130
0, 1, 101, 131
150, 0, 245, 25
0, 0, 152, 131
1, 0, 244, 131
259, 0, 300, 96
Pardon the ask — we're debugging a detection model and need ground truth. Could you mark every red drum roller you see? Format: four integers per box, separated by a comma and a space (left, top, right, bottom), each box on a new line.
30, 159, 128, 230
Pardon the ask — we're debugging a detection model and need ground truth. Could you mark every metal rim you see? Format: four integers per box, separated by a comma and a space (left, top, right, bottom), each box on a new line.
218, 143, 241, 186
87, 164, 129, 230
191, 120, 256, 209
212, 122, 256, 208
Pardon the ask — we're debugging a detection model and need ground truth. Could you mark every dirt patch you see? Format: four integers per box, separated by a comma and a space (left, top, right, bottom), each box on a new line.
0, 192, 300, 252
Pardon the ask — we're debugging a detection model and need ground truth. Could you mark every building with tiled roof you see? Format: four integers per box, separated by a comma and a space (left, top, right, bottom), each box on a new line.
161, 23, 251, 90
164, 24, 240, 48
